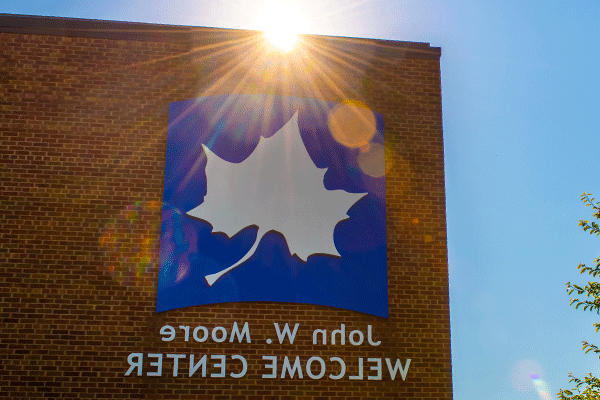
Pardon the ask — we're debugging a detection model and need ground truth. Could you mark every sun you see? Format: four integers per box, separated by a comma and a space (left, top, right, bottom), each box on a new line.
258, 1, 305, 52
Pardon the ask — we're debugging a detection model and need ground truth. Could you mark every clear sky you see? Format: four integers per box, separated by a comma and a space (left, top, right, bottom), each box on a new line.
2, 1, 599, 399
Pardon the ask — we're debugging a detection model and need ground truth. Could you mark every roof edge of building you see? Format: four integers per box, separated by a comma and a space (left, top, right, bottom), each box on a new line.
0, 13, 441, 59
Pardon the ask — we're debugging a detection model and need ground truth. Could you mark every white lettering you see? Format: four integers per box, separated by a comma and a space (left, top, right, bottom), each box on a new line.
329, 357, 346, 380
313, 328, 326, 345
349, 357, 364, 380
281, 356, 303, 378
125, 353, 143, 376
178, 326, 190, 341
189, 354, 207, 377
193, 326, 208, 342
386, 358, 411, 381
262, 356, 277, 378
147, 353, 163, 376
274, 323, 299, 344
306, 357, 326, 379
367, 325, 380, 346
160, 325, 175, 341
160, 323, 251, 343
331, 324, 346, 345
230, 322, 251, 343
230, 355, 247, 378
211, 327, 227, 343
211, 355, 226, 377
167, 354, 186, 377
349, 330, 364, 345
367, 358, 382, 380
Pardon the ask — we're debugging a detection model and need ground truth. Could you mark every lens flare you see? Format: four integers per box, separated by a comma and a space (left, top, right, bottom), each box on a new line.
530, 374, 552, 400
357, 142, 385, 178
264, 29, 298, 53
511, 359, 551, 399
158, 204, 198, 288
99, 201, 161, 289
328, 100, 377, 149
259, 1, 303, 52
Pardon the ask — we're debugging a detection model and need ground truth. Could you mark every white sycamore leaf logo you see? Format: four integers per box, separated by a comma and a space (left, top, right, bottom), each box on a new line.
186, 112, 366, 286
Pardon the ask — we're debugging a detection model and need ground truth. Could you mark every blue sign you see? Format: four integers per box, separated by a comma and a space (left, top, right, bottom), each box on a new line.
158, 94, 387, 317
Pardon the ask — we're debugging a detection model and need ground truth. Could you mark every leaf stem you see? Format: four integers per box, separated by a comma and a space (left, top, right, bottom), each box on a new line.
205, 228, 263, 286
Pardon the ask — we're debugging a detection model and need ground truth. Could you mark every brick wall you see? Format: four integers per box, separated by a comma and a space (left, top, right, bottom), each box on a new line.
0, 15, 451, 399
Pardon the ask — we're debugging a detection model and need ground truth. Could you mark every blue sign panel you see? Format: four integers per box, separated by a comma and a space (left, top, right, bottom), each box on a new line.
158, 94, 387, 317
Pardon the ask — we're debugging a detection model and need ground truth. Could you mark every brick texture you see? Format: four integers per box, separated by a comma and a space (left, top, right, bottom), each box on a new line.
0, 15, 451, 399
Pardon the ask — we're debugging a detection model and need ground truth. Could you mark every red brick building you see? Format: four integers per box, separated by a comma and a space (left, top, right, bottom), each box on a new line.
0, 14, 451, 399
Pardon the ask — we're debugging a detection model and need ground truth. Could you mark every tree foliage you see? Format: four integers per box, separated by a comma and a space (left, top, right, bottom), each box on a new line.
558, 193, 600, 399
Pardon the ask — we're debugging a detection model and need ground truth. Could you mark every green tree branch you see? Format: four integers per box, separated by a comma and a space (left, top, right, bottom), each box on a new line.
559, 193, 600, 399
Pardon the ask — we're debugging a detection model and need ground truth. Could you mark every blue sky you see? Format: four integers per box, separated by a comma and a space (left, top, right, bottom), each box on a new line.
2, 1, 599, 398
